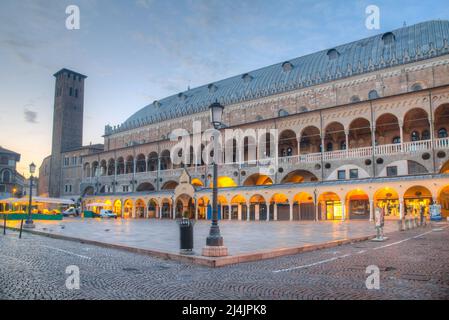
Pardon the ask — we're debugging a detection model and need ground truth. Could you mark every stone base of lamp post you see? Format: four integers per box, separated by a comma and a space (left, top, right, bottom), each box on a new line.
202, 245, 228, 257
23, 221, 35, 229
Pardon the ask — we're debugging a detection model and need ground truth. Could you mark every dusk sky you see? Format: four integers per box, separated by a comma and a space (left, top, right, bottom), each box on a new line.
1, 0, 449, 177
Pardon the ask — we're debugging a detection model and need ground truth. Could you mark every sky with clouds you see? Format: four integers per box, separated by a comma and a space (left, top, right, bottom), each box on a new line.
0, 0, 448, 177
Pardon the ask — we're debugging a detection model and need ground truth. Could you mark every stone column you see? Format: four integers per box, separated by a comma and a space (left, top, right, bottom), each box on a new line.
341, 200, 346, 221
345, 128, 349, 154
237, 204, 242, 221
255, 204, 260, 221
274, 204, 278, 221
399, 199, 404, 219
369, 200, 374, 222
266, 203, 271, 221
247, 202, 250, 221
159, 205, 162, 219
194, 198, 199, 220
289, 203, 293, 221
228, 204, 232, 220
172, 197, 176, 219
399, 120, 404, 151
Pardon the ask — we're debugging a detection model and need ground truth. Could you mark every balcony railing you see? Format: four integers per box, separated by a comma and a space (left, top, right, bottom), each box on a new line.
81, 137, 449, 184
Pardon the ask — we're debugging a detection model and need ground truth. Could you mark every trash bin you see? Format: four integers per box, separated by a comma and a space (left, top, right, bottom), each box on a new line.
178, 218, 194, 254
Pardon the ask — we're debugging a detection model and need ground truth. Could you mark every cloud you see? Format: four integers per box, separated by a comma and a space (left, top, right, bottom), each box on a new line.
24, 108, 38, 123
136, 0, 153, 9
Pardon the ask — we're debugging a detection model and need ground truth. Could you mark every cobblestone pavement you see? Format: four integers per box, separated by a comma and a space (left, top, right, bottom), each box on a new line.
0, 222, 448, 300
5, 218, 398, 255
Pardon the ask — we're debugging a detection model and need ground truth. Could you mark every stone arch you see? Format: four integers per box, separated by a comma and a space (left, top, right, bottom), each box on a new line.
324, 122, 346, 151
147, 198, 158, 218
318, 192, 342, 220
434, 104, 449, 139
100, 160, 107, 176
300, 126, 321, 154
292, 191, 316, 220
248, 194, 267, 221
113, 199, 122, 216
136, 154, 146, 173
345, 189, 370, 220
160, 150, 171, 170
278, 129, 297, 157
147, 152, 158, 171
136, 182, 155, 192
125, 155, 134, 174
404, 185, 433, 218
107, 158, 115, 176
116, 157, 125, 175
123, 199, 133, 218
91, 161, 99, 177
375, 113, 400, 145
209, 176, 237, 188
83, 163, 91, 178
135, 199, 146, 218
374, 187, 400, 218
281, 170, 318, 184
82, 185, 94, 196
243, 173, 273, 186
161, 180, 178, 190
191, 178, 204, 187
270, 193, 290, 221
403, 108, 430, 142
349, 117, 371, 148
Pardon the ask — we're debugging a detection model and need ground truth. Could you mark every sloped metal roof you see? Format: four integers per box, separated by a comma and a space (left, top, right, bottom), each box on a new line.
107, 20, 449, 135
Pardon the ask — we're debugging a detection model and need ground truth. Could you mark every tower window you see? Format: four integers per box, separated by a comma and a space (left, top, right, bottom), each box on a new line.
75, 89, 78, 98
69, 87, 73, 96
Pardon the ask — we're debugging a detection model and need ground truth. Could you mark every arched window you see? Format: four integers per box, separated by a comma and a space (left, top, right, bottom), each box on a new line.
382, 32, 396, 45
2, 170, 11, 183
327, 49, 340, 60
286, 147, 293, 156
278, 109, 289, 117
438, 128, 448, 138
340, 141, 347, 150
350, 95, 361, 103
392, 136, 401, 144
282, 61, 293, 72
326, 142, 333, 151
411, 83, 423, 92
411, 131, 420, 141
422, 130, 430, 140
368, 90, 379, 100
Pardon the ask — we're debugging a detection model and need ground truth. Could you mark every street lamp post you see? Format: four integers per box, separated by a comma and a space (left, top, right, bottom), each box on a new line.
24, 162, 36, 229
202, 101, 228, 257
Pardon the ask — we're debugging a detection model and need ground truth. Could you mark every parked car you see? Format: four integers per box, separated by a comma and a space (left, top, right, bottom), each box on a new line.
63, 207, 78, 217
99, 209, 117, 219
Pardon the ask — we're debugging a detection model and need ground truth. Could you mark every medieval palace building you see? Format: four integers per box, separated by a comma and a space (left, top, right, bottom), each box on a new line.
40, 20, 449, 222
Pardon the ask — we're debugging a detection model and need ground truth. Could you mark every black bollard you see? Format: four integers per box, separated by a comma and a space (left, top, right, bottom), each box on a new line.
3, 215, 5, 235
19, 219, 24, 239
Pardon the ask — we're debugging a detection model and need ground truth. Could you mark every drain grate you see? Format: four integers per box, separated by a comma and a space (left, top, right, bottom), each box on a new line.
400, 274, 431, 281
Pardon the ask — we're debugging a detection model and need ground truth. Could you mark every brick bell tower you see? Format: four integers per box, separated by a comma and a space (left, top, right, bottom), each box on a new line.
49, 68, 87, 197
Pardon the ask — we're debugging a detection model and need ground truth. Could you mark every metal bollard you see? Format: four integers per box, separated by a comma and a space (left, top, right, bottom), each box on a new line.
3, 215, 6, 235
19, 219, 24, 239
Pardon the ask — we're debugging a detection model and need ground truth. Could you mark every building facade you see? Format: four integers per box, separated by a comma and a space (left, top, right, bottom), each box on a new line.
65, 21, 449, 219
0, 146, 25, 198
